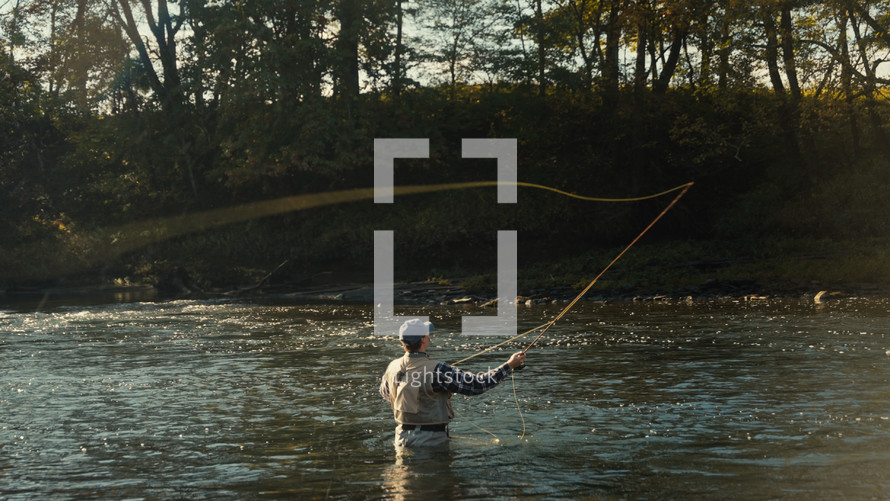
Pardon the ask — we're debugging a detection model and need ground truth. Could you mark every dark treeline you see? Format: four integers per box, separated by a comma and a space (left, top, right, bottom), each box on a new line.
1, 0, 889, 289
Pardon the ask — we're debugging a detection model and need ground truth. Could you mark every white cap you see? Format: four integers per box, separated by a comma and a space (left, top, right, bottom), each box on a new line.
398, 319, 434, 342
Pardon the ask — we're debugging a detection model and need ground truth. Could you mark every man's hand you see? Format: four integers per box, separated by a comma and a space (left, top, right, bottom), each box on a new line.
506, 351, 527, 369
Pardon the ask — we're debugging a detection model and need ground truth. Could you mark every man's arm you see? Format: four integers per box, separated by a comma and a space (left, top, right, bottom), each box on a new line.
433, 352, 526, 396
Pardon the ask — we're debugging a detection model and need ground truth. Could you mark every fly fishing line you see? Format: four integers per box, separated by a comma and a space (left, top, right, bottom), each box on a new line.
452, 182, 694, 441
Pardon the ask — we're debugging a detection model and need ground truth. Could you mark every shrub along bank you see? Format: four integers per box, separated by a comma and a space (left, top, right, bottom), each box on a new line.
2, 86, 889, 298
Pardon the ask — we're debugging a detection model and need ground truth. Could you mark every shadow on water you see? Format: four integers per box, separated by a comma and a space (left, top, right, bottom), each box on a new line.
1, 287, 158, 313
380, 445, 459, 500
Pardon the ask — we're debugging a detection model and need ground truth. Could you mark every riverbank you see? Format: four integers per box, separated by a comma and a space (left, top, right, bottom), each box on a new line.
5, 235, 890, 309
3, 277, 882, 313
276, 277, 889, 306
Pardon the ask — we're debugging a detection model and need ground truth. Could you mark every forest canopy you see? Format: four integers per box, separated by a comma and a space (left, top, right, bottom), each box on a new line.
2, 0, 890, 290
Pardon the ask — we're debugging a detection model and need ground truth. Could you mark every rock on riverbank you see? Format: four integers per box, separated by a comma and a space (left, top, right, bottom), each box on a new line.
4, 277, 889, 309
279, 279, 890, 305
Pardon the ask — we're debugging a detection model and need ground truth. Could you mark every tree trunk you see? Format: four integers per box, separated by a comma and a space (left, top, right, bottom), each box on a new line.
534, 0, 547, 96
336, 0, 361, 99
284, 2, 322, 101
7, 0, 22, 63
763, 14, 785, 93
570, 0, 594, 89
72, 0, 89, 111
601, 0, 622, 104
151, 0, 183, 107
763, 8, 804, 182
113, 0, 183, 111
653, 28, 685, 93
838, 10, 860, 157
698, 31, 711, 88
393, 0, 404, 97
849, 7, 889, 148
633, 17, 648, 96
779, 4, 801, 102
716, 15, 731, 90
648, 34, 658, 86
48, 2, 59, 97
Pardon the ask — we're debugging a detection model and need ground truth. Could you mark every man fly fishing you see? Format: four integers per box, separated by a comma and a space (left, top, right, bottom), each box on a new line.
379, 319, 527, 448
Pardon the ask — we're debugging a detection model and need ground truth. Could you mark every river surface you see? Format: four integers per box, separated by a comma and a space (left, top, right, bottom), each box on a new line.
2, 296, 889, 499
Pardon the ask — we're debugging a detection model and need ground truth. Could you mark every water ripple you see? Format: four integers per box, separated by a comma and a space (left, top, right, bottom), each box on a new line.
2, 298, 889, 498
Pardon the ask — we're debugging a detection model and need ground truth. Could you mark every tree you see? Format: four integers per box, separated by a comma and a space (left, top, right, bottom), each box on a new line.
847, 1, 890, 146
414, 0, 500, 96
651, 0, 701, 94
393, 0, 406, 95
600, 0, 624, 102
335, 0, 361, 98
754, 1, 805, 179
556, 0, 601, 89
109, 0, 185, 111
0, 41, 67, 239
532, 0, 547, 94
0, 1, 128, 113
628, 0, 652, 95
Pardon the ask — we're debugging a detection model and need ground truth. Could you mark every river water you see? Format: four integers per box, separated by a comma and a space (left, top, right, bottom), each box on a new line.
2, 296, 889, 499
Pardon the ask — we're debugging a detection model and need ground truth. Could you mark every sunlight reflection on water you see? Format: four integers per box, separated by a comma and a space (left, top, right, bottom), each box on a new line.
1, 297, 889, 499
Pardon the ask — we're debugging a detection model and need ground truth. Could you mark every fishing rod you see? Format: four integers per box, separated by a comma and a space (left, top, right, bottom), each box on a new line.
520, 181, 694, 358
454, 181, 694, 370
449, 181, 693, 441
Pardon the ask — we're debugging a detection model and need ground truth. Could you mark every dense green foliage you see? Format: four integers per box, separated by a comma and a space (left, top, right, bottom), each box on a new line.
1, 1, 889, 290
